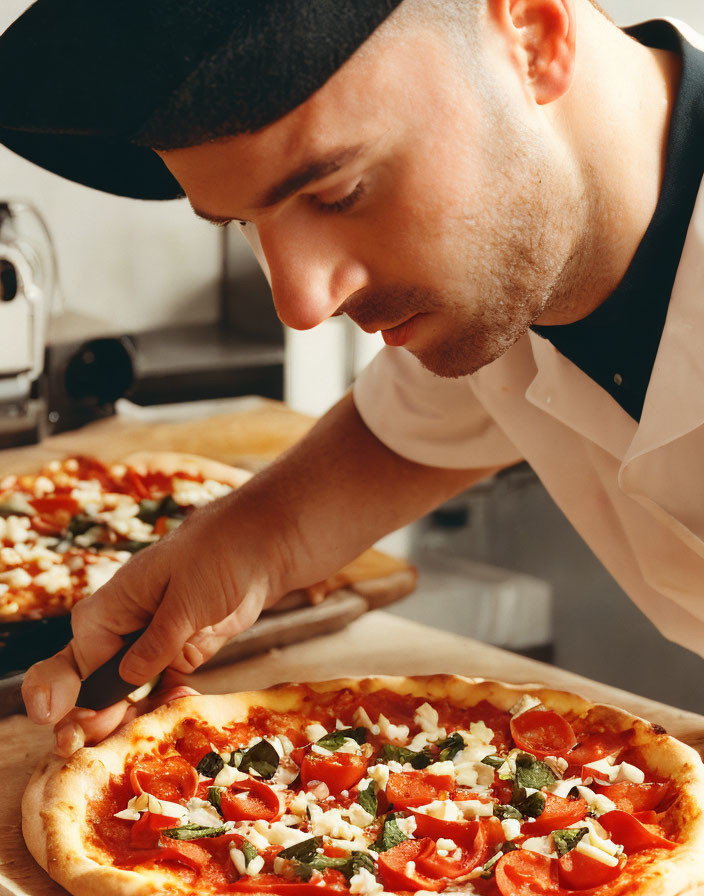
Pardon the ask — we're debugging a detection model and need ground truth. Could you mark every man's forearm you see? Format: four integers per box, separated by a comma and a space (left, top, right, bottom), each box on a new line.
234, 392, 507, 598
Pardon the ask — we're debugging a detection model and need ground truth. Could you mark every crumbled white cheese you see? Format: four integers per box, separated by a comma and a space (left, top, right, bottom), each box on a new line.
306, 723, 329, 743
436, 838, 458, 852
425, 761, 456, 778
349, 867, 383, 896
455, 800, 495, 818
347, 803, 375, 828
186, 797, 223, 827
308, 806, 369, 843
354, 707, 381, 737
413, 703, 447, 741
510, 695, 543, 717
253, 820, 319, 849
5, 515, 31, 544
501, 819, 522, 841
367, 764, 391, 791
415, 800, 462, 822
576, 785, 617, 817
115, 791, 188, 822
311, 743, 334, 756
213, 765, 249, 787
522, 836, 558, 858
396, 815, 417, 837
543, 756, 569, 778
0, 567, 32, 588
574, 841, 620, 867
32, 565, 71, 594
547, 777, 583, 799
377, 713, 410, 744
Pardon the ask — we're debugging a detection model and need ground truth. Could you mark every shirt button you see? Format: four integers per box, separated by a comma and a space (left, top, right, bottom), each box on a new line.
614, 373, 623, 386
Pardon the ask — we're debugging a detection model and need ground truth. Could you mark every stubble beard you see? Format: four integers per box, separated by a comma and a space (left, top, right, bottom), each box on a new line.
413, 147, 592, 379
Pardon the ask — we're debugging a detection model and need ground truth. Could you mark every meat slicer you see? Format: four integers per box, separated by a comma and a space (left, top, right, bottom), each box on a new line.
0, 199, 55, 447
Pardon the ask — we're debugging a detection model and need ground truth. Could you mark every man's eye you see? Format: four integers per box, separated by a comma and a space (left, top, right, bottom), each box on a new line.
310, 182, 365, 214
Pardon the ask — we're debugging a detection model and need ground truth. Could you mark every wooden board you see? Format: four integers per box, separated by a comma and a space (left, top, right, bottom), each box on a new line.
4, 612, 704, 896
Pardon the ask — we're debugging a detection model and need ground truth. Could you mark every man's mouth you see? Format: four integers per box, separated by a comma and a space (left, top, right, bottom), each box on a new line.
352, 313, 422, 346
380, 313, 422, 347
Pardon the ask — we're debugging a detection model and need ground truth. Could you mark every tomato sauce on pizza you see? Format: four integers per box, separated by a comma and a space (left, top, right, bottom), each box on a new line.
86, 687, 684, 896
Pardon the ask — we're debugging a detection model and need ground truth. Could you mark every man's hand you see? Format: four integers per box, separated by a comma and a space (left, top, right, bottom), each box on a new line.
22, 489, 284, 734
50, 672, 201, 758
21, 393, 504, 752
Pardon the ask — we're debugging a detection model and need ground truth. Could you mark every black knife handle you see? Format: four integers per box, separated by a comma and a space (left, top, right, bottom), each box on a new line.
76, 628, 151, 711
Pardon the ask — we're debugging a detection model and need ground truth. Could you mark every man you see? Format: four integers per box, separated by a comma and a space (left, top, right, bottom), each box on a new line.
3, 0, 703, 754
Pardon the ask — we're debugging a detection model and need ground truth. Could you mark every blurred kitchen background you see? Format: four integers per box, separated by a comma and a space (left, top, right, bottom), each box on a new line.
1, 0, 703, 711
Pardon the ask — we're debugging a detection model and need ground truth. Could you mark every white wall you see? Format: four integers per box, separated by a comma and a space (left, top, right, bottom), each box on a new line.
603, 0, 704, 29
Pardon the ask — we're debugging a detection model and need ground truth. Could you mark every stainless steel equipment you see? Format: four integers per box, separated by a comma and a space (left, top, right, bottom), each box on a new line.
0, 200, 56, 447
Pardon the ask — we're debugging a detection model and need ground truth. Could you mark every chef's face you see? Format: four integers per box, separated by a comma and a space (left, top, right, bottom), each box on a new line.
158, 5, 586, 378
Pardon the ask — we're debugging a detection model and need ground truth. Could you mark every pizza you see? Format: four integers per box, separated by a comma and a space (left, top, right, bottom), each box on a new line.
22, 675, 704, 896
0, 452, 414, 626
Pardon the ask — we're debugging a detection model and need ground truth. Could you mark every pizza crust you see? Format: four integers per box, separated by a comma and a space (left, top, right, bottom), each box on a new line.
22, 675, 704, 896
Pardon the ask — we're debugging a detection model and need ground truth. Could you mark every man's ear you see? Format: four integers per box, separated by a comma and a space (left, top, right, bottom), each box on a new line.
488, 0, 576, 104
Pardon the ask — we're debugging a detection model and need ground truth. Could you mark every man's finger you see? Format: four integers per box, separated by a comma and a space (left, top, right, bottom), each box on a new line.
22, 645, 82, 725
119, 594, 195, 685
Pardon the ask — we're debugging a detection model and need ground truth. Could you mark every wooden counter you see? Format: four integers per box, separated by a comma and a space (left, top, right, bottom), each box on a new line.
2, 612, 704, 896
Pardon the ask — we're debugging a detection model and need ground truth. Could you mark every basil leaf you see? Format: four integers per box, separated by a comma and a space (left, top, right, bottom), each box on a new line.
514, 753, 556, 789
238, 739, 280, 779
97, 538, 151, 554
493, 803, 522, 820
278, 837, 322, 862
379, 744, 431, 770
207, 786, 223, 812
373, 814, 409, 852
241, 839, 259, 864
358, 781, 378, 818
436, 732, 466, 762
480, 851, 503, 879
481, 755, 505, 769
197, 751, 225, 778
293, 852, 375, 883
162, 822, 233, 840
137, 494, 184, 525
552, 827, 589, 857
68, 514, 101, 537
512, 789, 546, 818
317, 727, 367, 751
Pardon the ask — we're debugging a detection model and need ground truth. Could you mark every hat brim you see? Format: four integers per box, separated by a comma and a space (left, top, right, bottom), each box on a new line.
0, 129, 183, 200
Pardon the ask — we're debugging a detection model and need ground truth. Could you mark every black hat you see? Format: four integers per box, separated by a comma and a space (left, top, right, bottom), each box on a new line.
0, 0, 404, 200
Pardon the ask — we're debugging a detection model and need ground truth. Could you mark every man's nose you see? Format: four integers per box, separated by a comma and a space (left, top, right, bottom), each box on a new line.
258, 222, 370, 330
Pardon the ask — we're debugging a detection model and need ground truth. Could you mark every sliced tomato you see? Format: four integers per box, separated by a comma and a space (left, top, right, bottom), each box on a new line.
525, 793, 588, 836
495, 850, 564, 896
510, 709, 577, 759
557, 849, 624, 890
565, 731, 629, 768
386, 771, 456, 809
123, 467, 151, 499
129, 812, 181, 849
417, 822, 489, 878
599, 809, 677, 853
232, 873, 349, 895
30, 494, 81, 517
377, 839, 444, 892
175, 727, 213, 767
220, 778, 283, 822
130, 755, 198, 802
593, 781, 669, 814
121, 839, 210, 871
300, 751, 367, 795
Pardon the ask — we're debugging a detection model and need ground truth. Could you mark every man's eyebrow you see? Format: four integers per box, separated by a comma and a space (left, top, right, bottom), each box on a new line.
255, 143, 368, 209
190, 143, 369, 225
